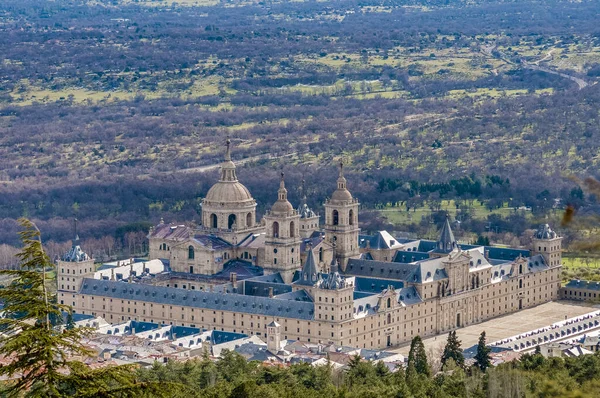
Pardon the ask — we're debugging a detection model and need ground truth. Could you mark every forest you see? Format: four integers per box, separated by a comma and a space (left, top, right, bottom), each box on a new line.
1, 0, 600, 257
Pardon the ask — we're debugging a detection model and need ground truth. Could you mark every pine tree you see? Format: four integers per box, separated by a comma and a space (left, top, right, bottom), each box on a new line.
0, 218, 162, 397
474, 331, 492, 372
66, 311, 75, 330
406, 335, 430, 378
441, 331, 465, 369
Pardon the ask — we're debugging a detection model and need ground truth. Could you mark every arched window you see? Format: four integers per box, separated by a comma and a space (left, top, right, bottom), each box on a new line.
246, 213, 252, 228
210, 214, 217, 229
332, 210, 339, 226
188, 246, 195, 260
290, 221, 295, 238
228, 214, 236, 229
273, 222, 279, 238
319, 247, 323, 262
387, 297, 391, 308
519, 279, 523, 288
349, 209, 354, 225
519, 264, 523, 274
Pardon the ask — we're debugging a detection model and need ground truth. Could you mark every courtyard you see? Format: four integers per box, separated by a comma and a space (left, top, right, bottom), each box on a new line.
393, 300, 599, 356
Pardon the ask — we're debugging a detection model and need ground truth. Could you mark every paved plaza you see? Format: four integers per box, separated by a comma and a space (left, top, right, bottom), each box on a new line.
393, 300, 599, 356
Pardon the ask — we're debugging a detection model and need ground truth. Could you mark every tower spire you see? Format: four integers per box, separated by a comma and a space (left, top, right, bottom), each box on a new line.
337, 161, 347, 191
278, 172, 287, 201
220, 138, 238, 182
225, 137, 231, 161
74, 218, 79, 244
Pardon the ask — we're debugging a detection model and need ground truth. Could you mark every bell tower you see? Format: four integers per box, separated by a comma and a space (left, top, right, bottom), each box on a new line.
263, 173, 302, 283
324, 162, 360, 270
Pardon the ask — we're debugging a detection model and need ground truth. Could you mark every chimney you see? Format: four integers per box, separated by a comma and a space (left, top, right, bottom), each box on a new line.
484, 250, 489, 260
269, 287, 274, 298
230, 272, 237, 286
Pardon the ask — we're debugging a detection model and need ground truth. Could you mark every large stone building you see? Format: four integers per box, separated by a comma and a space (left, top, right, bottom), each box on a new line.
58, 140, 563, 349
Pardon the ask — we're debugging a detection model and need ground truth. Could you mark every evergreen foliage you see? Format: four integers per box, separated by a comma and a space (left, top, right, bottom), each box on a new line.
406, 335, 430, 378
0, 219, 166, 397
474, 331, 492, 372
441, 331, 465, 369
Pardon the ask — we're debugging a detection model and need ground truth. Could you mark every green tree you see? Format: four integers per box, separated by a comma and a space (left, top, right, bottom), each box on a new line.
406, 335, 430, 378
66, 310, 75, 330
0, 218, 160, 397
441, 331, 464, 369
474, 331, 492, 372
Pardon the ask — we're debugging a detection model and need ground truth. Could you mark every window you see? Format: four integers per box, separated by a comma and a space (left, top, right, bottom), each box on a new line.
246, 212, 253, 227
228, 214, 236, 229
290, 221, 295, 237
188, 246, 195, 260
333, 210, 339, 226
349, 209, 354, 225
210, 213, 218, 229
273, 222, 279, 238
189, 266, 194, 274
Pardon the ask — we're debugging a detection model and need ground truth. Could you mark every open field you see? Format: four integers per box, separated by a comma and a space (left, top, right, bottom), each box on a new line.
379, 200, 530, 225
393, 301, 599, 356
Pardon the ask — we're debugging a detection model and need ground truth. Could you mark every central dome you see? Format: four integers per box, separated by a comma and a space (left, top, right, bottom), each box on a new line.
203, 138, 255, 204
205, 181, 254, 203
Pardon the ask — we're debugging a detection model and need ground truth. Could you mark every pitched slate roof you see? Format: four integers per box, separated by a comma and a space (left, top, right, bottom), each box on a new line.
149, 223, 194, 241
242, 280, 292, 297
565, 279, 600, 291
397, 286, 422, 305
345, 258, 418, 281
79, 279, 314, 320
273, 290, 313, 302
354, 277, 404, 294
433, 216, 458, 254
392, 251, 430, 263
295, 248, 320, 286
359, 231, 405, 250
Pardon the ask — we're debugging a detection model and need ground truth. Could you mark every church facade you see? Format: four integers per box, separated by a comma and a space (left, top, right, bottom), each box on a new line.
57, 140, 563, 350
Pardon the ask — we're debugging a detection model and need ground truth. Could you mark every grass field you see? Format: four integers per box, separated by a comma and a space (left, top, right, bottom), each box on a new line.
379, 199, 529, 225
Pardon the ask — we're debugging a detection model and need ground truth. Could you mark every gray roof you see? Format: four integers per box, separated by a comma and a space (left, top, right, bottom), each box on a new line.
295, 248, 319, 286
62, 238, 90, 262
345, 259, 418, 281
565, 280, 600, 291
398, 286, 422, 305
354, 277, 404, 294
273, 290, 313, 302
242, 280, 292, 297
392, 251, 429, 263
80, 279, 314, 320
434, 216, 458, 254
527, 254, 550, 272
536, 224, 558, 240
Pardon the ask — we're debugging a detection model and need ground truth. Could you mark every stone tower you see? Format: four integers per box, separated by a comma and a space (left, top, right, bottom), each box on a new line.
266, 321, 281, 353
201, 139, 262, 243
324, 162, 360, 270
532, 224, 562, 267
56, 220, 94, 293
263, 173, 302, 283
313, 254, 355, 327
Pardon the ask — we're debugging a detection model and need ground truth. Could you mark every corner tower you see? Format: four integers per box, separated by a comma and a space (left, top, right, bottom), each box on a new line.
532, 224, 562, 267
324, 162, 360, 269
57, 220, 94, 295
263, 173, 302, 283
201, 139, 261, 243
